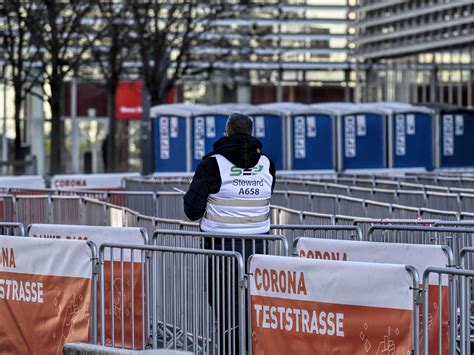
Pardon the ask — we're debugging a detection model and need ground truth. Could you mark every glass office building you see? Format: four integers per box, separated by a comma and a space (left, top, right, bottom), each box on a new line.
184, 0, 357, 103
354, 0, 474, 107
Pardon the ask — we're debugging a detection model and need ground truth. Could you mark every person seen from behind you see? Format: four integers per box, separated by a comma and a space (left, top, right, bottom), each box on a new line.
183, 112, 276, 354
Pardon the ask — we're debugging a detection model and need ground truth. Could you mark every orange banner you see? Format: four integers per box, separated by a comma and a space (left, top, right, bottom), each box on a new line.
101, 261, 145, 349
422, 284, 449, 355
0, 272, 91, 355
251, 295, 412, 355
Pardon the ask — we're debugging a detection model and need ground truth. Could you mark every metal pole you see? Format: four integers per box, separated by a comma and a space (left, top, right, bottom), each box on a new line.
71, 78, 79, 173
2, 65, 8, 175
468, 45, 473, 108
458, 49, 463, 107
448, 51, 453, 105
141, 80, 153, 175
276, 0, 283, 102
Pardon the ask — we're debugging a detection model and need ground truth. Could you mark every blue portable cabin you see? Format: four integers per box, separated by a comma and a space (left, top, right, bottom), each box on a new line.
192, 104, 286, 170
188, 104, 248, 170
311, 103, 388, 171
150, 103, 207, 172
260, 102, 336, 171
368, 102, 434, 170
241, 106, 286, 170
420, 104, 474, 169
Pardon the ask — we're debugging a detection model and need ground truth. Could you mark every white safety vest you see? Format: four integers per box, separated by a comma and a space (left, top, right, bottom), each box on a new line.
200, 154, 273, 234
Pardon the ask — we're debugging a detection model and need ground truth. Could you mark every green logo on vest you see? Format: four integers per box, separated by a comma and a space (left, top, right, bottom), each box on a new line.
230, 165, 263, 176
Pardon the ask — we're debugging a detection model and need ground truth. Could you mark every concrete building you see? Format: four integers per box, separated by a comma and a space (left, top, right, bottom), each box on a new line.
354, 0, 474, 107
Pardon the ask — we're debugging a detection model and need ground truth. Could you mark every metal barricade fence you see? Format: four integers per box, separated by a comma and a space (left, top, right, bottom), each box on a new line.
279, 179, 474, 214
81, 197, 109, 226
460, 194, 474, 214
135, 214, 157, 237
277, 178, 474, 214
367, 225, 474, 268
155, 192, 187, 220
396, 190, 426, 208
418, 207, 460, 221
98, 242, 245, 354
151, 230, 287, 354
14, 195, 50, 226
108, 204, 126, 227
460, 247, 474, 355
436, 220, 474, 227
50, 195, 83, 224
107, 191, 157, 217
352, 218, 439, 238
422, 267, 474, 355
8, 187, 57, 195
0, 222, 25, 236
426, 191, 461, 212
270, 205, 334, 225
0, 194, 15, 222
152, 230, 289, 261
460, 211, 474, 220
269, 224, 363, 255
333, 214, 357, 225
58, 189, 108, 201
124, 177, 192, 193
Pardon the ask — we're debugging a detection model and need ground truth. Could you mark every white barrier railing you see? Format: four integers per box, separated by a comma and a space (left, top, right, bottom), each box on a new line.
295, 237, 454, 355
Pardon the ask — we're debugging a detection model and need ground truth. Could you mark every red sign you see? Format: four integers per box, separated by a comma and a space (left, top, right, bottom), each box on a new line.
115, 80, 176, 120
116, 80, 143, 120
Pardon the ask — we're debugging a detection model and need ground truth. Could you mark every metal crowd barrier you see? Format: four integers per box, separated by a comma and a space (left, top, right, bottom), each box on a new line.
59, 190, 187, 221
152, 230, 289, 263
0, 222, 25, 236
272, 190, 468, 221
352, 218, 439, 237
0, 194, 15, 222
269, 204, 334, 225
124, 177, 192, 193
367, 225, 474, 268
423, 266, 474, 355
10, 187, 474, 231
460, 247, 474, 355
269, 224, 363, 255
351, 218, 474, 238
151, 230, 288, 354
98, 242, 245, 354
276, 179, 474, 215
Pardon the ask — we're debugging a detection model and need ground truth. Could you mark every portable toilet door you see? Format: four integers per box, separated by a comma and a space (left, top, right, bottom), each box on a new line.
150, 103, 207, 172
371, 102, 434, 170
242, 106, 286, 170
260, 103, 336, 171
427, 105, 474, 168
312, 103, 387, 171
189, 104, 248, 170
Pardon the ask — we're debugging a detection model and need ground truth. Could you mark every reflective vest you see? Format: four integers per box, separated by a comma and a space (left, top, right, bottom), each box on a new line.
200, 154, 273, 234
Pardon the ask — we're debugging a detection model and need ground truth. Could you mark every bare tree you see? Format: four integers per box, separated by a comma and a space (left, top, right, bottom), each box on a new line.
0, 1, 43, 169
90, 1, 135, 172
128, 1, 237, 106
26, 0, 100, 174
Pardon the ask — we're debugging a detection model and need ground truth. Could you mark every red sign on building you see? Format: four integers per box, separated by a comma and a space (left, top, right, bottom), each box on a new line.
115, 80, 176, 120
116, 80, 143, 120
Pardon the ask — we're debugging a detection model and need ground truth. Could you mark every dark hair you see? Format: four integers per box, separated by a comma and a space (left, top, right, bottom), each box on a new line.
225, 113, 253, 136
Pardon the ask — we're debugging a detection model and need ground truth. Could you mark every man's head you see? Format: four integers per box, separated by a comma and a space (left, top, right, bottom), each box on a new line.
225, 113, 253, 136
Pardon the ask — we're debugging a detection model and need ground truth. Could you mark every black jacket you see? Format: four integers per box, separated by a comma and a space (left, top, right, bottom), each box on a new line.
184, 134, 276, 221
